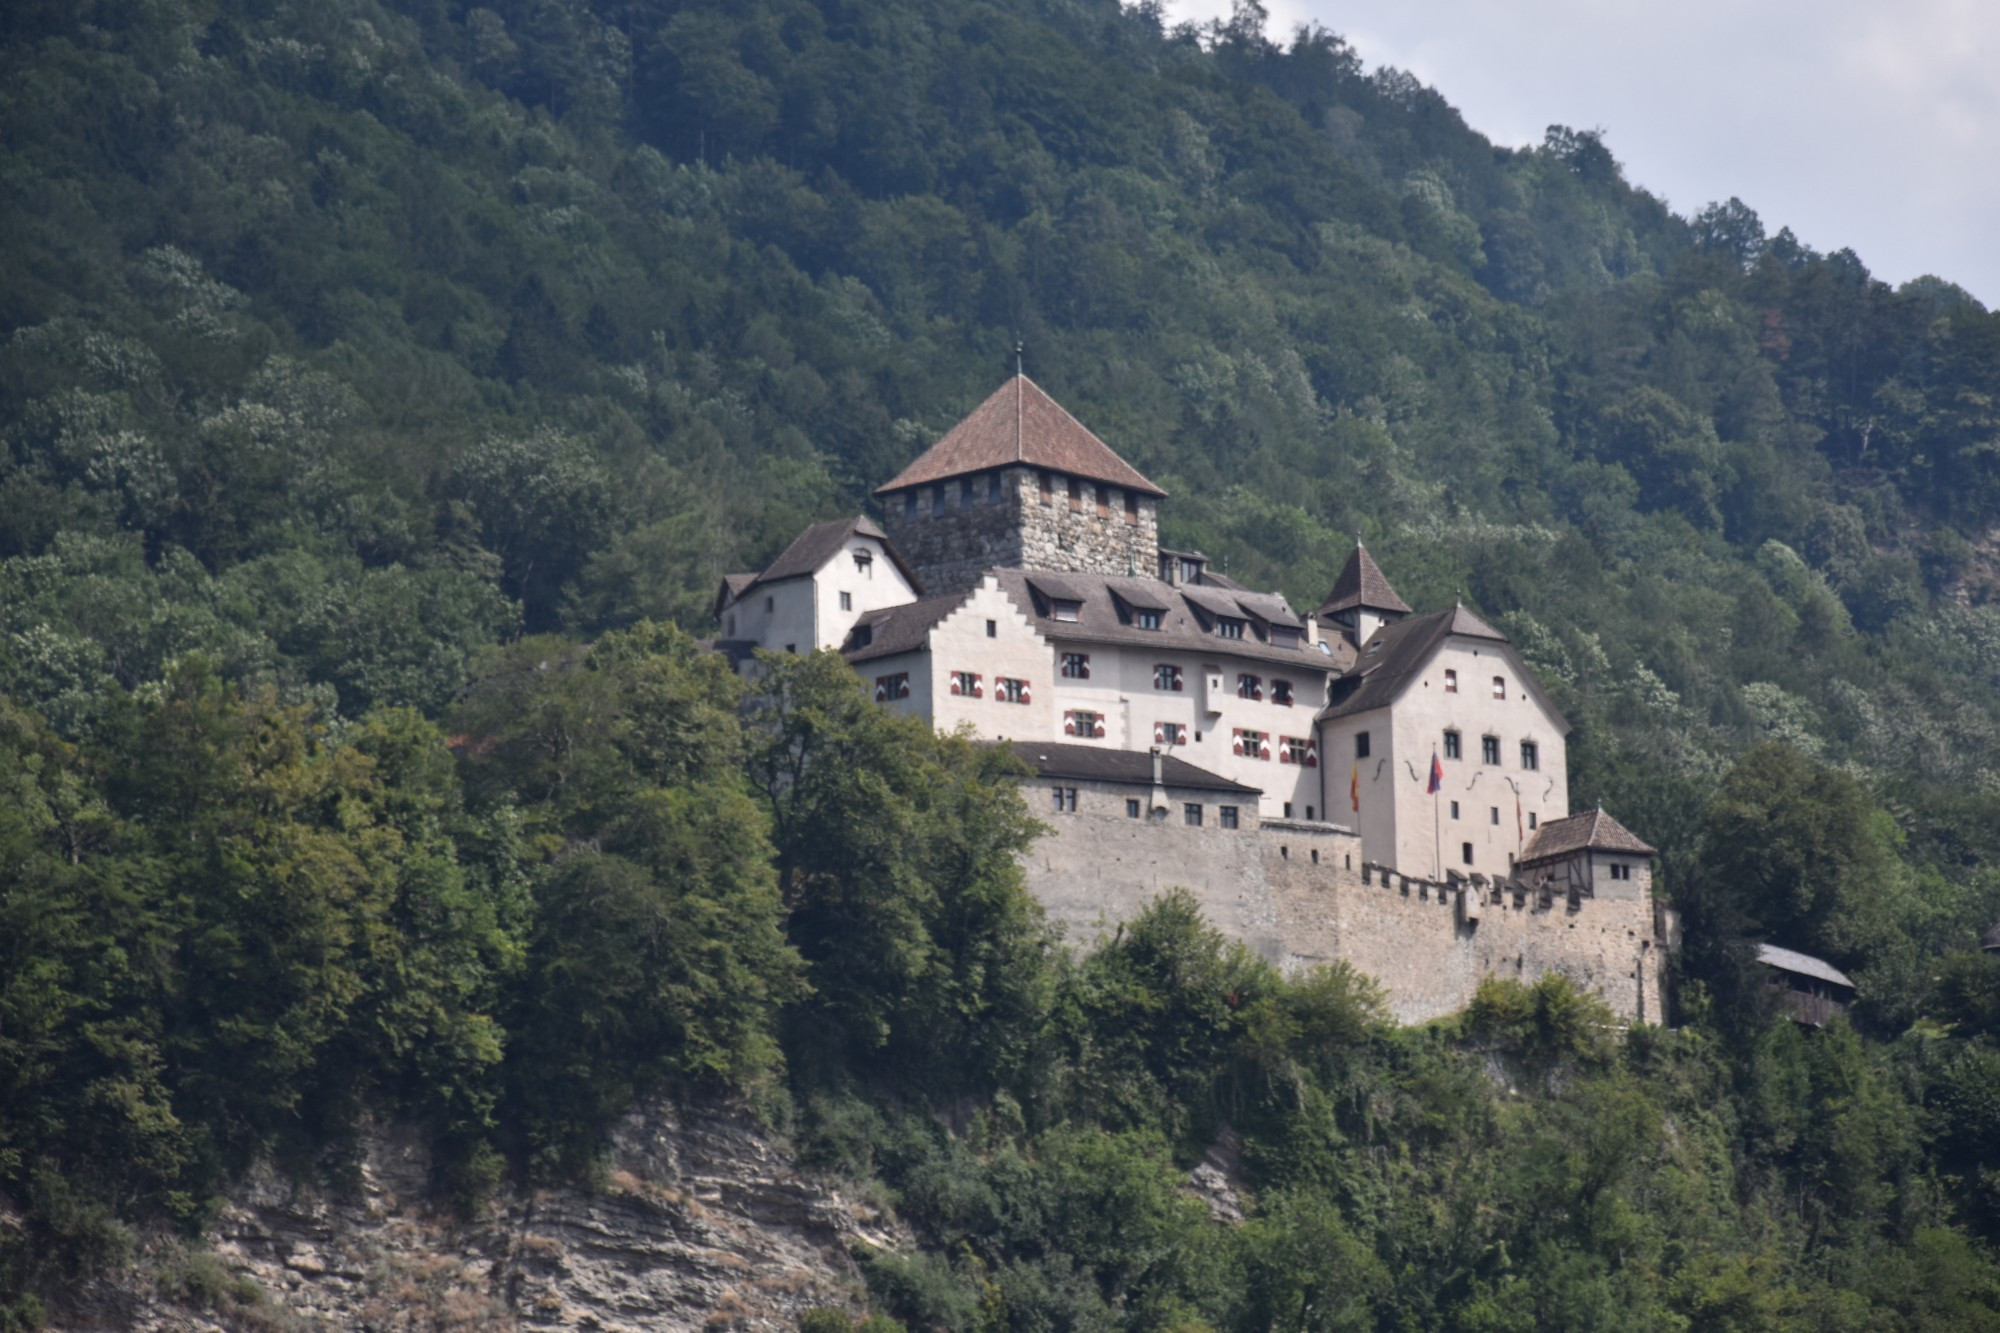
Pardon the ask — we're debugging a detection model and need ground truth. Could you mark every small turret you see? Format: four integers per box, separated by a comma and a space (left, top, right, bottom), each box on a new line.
1317, 541, 1411, 647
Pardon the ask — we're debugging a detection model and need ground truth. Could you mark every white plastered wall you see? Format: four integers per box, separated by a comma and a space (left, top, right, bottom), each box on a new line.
924, 577, 1055, 741
1385, 635, 1568, 880
811, 535, 919, 651
1042, 640, 1333, 819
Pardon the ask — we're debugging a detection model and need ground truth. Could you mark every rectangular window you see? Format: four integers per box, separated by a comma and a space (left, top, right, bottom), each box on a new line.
1155, 721, 1187, 746
1061, 652, 1091, 679
1608, 862, 1632, 880
949, 671, 981, 698
1284, 801, 1294, 818
1493, 675, 1507, 699
1443, 730, 1462, 761
1462, 842, 1475, 865
873, 673, 911, 701
1066, 709, 1104, 739
903, 492, 918, 518
852, 548, 873, 573
996, 677, 1030, 704
1490, 807, 1500, 825
1271, 627, 1301, 649
1124, 491, 1139, 525
932, 485, 945, 515
961, 477, 975, 507
1126, 798, 1141, 819
1233, 729, 1268, 760
1068, 477, 1082, 512
1219, 806, 1239, 829
1217, 618, 1246, 640
1052, 786, 1077, 813
1184, 803, 1203, 827
1236, 673, 1262, 700
1450, 800, 1460, 820
1520, 740, 1539, 771
1444, 668, 1458, 693
1354, 731, 1371, 759
1271, 679, 1294, 706
986, 619, 997, 638
1282, 736, 1313, 766
1153, 664, 1183, 692
1136, 609, 1162, 631
1481, 736, 1500, 765
989, 472, 1007, 504
1528, 812, 1538, 830
1051, 598, 1082, 622
840, 591, 852, 611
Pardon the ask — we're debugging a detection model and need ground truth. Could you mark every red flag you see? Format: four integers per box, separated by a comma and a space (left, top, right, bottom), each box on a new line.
1427, 752, 1443, 794
1350, 762, 1360, 813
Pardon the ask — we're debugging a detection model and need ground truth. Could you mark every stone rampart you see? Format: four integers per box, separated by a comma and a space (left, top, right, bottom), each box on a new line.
1020, 812, 1666, 1025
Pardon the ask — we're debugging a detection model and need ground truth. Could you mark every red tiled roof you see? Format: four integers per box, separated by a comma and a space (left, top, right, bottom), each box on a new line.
1318, 542, 1411, 617
875, 376, 1166, 497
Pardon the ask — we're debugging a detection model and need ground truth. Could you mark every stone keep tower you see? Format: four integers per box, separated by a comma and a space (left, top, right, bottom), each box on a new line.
876, 376, 1164, 596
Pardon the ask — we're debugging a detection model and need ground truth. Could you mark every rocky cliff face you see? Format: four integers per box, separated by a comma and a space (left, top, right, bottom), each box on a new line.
55, 1103, 904, 1332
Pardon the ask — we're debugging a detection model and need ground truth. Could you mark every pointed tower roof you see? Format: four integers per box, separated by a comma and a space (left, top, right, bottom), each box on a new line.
875, 375, 1165, 497
1317, 542, 1412, 617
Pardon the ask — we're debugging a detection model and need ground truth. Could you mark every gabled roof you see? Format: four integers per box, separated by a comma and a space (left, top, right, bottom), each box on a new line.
1755, 943, 1856, 991
842, 592, 973, 663
714, 572, 758, 619
1318, 604, 1567, 728
1005, 740, 1260, 794
1517, 807, 1656, 867
724, 517, 924, 606
875, 376, 1166, 497
1319, 542, 1412, 617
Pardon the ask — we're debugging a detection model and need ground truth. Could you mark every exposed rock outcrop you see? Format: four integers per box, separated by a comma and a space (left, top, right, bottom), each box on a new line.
55, 1103, 904, 1332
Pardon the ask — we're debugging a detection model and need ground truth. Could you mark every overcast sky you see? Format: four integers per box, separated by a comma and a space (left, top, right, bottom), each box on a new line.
1164, 0, 2000, 308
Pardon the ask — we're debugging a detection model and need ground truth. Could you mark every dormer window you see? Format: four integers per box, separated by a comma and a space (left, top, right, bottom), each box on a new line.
1216, 617, 1246, 640
851, 624, 873, 648
1135, 609, 1162, 631
1271, 627, 1301, 649
1051, 598, 1082, 623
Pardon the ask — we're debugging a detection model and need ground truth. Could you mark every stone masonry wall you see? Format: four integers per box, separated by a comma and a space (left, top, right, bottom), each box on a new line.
881, 468, 1161, 596
1021, 809, 1666, 1025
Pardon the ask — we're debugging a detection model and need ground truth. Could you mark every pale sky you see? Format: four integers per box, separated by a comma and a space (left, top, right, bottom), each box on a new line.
1165, 0, 2000, 308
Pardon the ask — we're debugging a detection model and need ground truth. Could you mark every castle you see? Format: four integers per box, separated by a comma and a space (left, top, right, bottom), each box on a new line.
716, 377, 1670, 1023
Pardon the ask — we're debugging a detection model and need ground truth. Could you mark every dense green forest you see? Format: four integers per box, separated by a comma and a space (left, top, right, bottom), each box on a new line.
5, 0, 2000, 1326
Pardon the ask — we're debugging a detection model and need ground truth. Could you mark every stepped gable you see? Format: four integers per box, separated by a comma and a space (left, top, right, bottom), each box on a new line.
1005, 740, 1259, 794
875, 375, 1165, 497
1318, 541, 1411, 617
1319, 603, 1514, 720
1517, 807, 1655, 867
750, 515, 922, 591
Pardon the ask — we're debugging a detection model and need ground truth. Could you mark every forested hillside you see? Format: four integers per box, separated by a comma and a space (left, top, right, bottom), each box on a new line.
5, 0, 2000, 1327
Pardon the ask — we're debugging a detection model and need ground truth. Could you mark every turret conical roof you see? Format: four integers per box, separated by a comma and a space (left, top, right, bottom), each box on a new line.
1318, 542, 1411, 617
